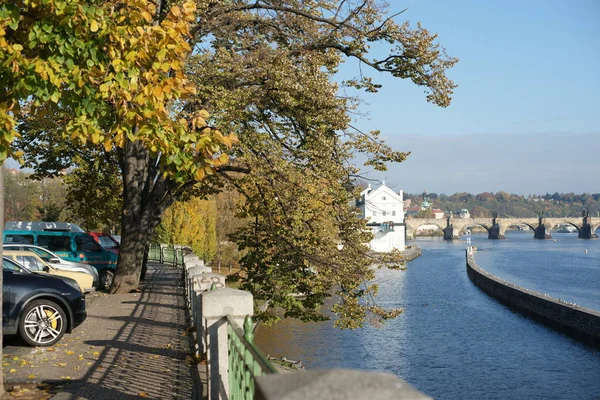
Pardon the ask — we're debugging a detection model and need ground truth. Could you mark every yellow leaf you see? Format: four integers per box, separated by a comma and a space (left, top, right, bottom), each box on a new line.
28, 374, 36, 379
194, 169, 205, 180
9, 369, 16, 373
104, 139, 112, 152
170, 6, 181, 17
152, 86, 163, 99
53, 363, 68, 367
198, 110, 210, 119
92, 352, 100, 356
90, 20, 99, 32
66, 350, 74, 355
12, 356, 19, 361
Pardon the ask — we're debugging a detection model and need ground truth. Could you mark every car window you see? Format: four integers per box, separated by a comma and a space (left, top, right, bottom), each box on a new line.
4, 234, 34, 244
38, 235, 72, 252
17, 255, 46, 271
98, 236, 118, 249
26, 247, 53, 261
75, 236, 102, 253
3, 258, 27, 272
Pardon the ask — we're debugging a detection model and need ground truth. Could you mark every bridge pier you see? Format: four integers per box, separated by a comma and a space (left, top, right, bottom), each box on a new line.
578, 211, 598, 239
443, 226, 460, 240
488, 216, 504, 239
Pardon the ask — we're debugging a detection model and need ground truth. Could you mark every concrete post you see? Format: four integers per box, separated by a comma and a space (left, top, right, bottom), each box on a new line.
185, 266, 215, 325
202, 288, 253, 400
255, 369, 432, 400
192, 273, 226, 354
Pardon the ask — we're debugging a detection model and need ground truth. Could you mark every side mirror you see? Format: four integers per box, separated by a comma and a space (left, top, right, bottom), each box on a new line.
43, 266, 50, 272
48, 257, 61, 264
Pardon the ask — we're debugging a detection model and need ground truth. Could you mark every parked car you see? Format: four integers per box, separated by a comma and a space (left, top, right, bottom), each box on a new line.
3, 250, 94, 293
3, 229, 118, 288
2, 257, 87, 346
3, 244, 99, 289
88, 232, 120, 255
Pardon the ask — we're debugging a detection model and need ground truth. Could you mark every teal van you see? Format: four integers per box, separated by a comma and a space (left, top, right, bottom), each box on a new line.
3, 230, 118, 288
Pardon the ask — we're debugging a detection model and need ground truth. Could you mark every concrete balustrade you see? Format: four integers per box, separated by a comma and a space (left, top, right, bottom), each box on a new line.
192, 273, 226, 354
202, 287, 254, 400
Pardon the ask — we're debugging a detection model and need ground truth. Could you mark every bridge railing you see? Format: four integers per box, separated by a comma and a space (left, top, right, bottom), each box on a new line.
227, 315, 278, 399
148, 243, 185, 266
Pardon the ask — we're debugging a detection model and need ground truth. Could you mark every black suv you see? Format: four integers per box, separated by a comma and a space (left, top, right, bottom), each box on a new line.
2, 257, 87, 346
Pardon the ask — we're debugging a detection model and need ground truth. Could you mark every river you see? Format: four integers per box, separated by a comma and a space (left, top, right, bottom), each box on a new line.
255, 230, 600, 399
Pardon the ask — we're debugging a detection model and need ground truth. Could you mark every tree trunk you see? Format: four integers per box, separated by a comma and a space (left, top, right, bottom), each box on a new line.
110, 138, 153, 294
109, 138, 176, 293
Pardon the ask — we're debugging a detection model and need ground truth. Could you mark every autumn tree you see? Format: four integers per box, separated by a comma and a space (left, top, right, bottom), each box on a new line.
181, 0, 457, 327
6, 0, 458, 325
155, 196, 217, 261
4, 0, 236, 292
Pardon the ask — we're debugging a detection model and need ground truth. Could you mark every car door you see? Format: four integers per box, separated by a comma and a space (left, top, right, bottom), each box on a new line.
3, 258, 24, 333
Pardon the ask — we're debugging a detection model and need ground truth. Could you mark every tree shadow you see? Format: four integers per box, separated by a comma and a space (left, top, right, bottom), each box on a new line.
56, 264, 203, 399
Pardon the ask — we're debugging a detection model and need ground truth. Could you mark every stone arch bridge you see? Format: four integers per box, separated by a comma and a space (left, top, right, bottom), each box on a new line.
405, 215, 599, 240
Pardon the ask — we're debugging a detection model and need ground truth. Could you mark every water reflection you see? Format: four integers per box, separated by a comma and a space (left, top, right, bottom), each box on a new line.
255, 233, 600, 399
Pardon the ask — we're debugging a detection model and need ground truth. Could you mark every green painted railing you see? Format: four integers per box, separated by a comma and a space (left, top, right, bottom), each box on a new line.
227, 315, 278, 400
147, 243, 184, 266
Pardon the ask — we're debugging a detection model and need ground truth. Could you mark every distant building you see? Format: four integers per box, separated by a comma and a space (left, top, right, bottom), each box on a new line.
357, 183, 405, 252
458, 209, 470, 219
432, 209, 445, 219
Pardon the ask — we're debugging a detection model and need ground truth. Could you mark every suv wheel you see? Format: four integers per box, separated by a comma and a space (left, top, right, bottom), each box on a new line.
99, 270, 115, 289
19, 300, 67, 347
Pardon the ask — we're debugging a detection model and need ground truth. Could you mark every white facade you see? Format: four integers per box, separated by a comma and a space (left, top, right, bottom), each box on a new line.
357, 183, 406, 252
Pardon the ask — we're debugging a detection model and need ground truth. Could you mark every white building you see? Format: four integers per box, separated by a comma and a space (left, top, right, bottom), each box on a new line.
357, 183, 406, 252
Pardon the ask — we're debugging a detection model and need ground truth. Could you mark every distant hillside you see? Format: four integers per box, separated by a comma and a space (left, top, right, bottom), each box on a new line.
404, 192, 600, 218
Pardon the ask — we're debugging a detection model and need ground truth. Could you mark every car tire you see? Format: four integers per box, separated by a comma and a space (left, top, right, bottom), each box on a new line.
19, 299, 67, 347
99, 270, 114, 289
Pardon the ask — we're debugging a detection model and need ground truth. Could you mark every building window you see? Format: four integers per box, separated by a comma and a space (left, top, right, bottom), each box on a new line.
382, 196, 386, 200
392, 211, 396, 216
383, 211, 387, 216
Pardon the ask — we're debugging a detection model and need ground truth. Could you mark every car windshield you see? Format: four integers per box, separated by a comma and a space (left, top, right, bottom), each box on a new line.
25, 246, 54, 262
17, 255, 48, 272
3, 257, 30, 273
98, 235, 118, 249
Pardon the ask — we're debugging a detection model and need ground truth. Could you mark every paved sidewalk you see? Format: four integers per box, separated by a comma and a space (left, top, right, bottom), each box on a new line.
3, 263, 202, 399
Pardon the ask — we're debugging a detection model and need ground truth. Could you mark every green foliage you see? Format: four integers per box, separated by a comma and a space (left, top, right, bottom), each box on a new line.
37, 202, 63, 221
63, 153, 122, 231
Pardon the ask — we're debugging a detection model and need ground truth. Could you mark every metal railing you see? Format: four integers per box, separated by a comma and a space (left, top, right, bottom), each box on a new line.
148, 243, 184, 266
227, 315, 278, 400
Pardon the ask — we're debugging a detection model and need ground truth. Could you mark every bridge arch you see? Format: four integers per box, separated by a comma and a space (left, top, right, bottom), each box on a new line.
464, 223, 491, 235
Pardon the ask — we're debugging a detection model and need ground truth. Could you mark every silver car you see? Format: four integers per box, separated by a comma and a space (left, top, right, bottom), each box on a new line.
2, 244, 99, 289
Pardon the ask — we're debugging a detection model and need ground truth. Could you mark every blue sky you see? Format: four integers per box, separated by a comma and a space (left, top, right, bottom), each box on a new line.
342, 0, 600, 195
